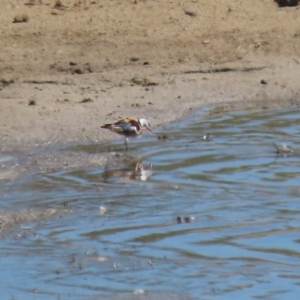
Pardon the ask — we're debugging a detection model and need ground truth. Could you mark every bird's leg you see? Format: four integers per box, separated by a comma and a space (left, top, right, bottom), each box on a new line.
124, 138, 129, 152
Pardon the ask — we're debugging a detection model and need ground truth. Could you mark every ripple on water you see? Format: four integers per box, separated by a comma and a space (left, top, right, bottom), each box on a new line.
1, 106, 300, 299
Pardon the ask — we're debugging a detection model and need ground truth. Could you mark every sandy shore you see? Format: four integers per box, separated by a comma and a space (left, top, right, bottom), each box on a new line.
1, 0, 300, 153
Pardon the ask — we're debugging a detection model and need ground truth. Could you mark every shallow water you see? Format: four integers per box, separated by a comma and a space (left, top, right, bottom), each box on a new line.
1, 106, 300, 299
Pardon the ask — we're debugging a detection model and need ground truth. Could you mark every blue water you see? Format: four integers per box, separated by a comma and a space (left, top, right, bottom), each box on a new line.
1, 106, 300, 300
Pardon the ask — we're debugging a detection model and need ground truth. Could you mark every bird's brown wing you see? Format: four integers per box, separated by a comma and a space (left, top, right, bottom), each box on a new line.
116, 117, 141, 132
101, 117, 140, 135
128, 119, 141, 130
116, 117, 139, 127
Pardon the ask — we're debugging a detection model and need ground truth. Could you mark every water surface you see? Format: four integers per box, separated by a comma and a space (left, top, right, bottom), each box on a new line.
1, 106, 300, 300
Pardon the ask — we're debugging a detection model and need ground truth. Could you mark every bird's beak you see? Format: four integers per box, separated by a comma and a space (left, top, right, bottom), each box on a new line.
147, 126, 152, 132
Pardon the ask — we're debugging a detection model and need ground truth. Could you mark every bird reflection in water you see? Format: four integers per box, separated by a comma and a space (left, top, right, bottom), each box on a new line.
101, 162, 153, 182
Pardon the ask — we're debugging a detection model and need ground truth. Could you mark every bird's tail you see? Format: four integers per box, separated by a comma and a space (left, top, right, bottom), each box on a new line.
101, 124, 112, 129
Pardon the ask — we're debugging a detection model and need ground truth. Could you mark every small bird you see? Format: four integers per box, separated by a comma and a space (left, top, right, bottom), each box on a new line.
101, 117, 152, 151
